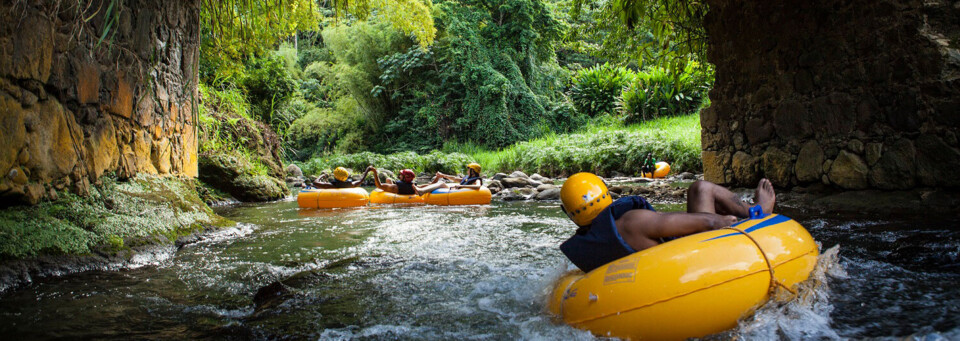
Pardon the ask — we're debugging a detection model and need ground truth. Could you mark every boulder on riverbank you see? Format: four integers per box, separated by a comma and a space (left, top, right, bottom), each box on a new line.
199, 154, 289, 202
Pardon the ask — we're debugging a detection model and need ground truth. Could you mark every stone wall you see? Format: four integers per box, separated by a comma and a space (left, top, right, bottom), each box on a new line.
701, 0, 960, 190
0, 0, 199, 205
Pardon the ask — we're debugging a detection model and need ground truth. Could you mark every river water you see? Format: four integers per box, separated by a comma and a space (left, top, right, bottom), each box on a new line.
1, 192, 958, 340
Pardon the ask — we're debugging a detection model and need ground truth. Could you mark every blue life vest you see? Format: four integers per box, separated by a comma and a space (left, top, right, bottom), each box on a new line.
460, 176, 482, 185
559, 196, 656, 272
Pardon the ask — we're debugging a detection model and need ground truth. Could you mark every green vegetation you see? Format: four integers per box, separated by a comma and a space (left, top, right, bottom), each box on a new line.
194, 0, 714, 186
0, 176, 230, 260
297, 114, 701, 178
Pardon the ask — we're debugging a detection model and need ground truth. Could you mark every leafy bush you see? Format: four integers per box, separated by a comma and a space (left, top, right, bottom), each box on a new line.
620, 63, 713, 122
569, 63, 635, 117
242, 55, 298, 126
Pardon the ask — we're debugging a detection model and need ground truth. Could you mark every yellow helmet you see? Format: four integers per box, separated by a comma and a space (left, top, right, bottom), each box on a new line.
467, 163, 481, 174
560, 172, 612, 226
333, 167, 350, 182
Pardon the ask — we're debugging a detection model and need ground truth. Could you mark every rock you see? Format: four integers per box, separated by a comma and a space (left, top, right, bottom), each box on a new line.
528, 179, 544, 187
536, 184, 557, 192
530, 173, 547, 181
535, 188, 560, 200
916, 134, 960, 187
514, 187, 538, 199
679, 172, 696, 180
773, 100, 811, 139
496, 189, 522, 201
500, 177, 533, 188
795, 141, 824, 183
151, 137, 172, 175
745, 118, 774, 144
491, 173, 509, 181
285, 164, 303, 178
285, 177, 304, 188
761, 147, 793, 186
632, 177, 653, 183
509, 171, 529, 179
869, 139, 916, 190
827, 150, 869, 189
232, 175, 289, 202
701, 150, 727, 184
866, 143, 882, 165
487, 180, 503, 189
848, 139, 864, 154
609, 186, 625, 194
732, 151, 760, 185
199, 154, 290, 202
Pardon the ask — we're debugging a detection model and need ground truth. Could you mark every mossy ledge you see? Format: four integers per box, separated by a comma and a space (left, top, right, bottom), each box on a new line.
0, 175, 235, 293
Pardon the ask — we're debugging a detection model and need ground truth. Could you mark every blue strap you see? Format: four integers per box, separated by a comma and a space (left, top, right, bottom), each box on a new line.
749, 205, 766, 219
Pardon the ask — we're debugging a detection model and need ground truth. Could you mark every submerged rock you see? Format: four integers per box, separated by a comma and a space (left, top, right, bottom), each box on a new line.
536, 188, 560, 200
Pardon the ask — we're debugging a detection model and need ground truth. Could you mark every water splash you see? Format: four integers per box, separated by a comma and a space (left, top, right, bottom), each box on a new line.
718, 245, 846, 340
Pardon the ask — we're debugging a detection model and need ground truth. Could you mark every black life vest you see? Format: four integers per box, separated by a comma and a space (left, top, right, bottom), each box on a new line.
395, 180, 417, 195
331, 179, 353, 188
559, 196, 656, 272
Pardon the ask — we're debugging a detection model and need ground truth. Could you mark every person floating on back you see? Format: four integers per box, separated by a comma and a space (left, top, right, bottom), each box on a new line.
312, 166, 372, 189
640, 153, 656, 178
369, 167, 436, 196
558, 173, 776, 272
431, 163, 484, 190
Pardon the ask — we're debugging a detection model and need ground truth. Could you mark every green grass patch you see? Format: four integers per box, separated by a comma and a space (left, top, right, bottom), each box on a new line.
297, 114, 702, 177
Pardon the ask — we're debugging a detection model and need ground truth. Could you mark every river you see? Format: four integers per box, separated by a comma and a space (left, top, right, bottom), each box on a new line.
0, 192, 958, 340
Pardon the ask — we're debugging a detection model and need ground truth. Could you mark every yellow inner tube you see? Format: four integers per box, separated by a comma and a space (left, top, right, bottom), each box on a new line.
547, 214, 819, 340
422, 187, 492, 206
297, 187, 369, 208
369, 189, 425, 204
643, 161, 671, 178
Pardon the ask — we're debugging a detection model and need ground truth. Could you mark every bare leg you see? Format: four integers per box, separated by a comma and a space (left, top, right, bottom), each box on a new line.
417, 182, 448, 195
686, 180, 751, 218
687, 179, 777, 217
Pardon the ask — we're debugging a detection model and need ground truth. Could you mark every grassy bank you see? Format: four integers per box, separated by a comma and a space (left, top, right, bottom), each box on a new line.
297, 114, 701, 178
0, 175, 231, 260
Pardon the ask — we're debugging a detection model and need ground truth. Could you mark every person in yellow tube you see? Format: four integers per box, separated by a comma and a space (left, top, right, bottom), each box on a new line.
558, 173, 776, 272
368, 167, 444, 196
312, 166, 373, 188
430, 163, 484, 190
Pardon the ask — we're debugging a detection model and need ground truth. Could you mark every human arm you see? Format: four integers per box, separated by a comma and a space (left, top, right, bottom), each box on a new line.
450, 178, 482, 190
351, 167, 374, 187
311, 179, 336, 189
615, 209, 738, 251
369, 167, 400, 193
435, 171, 463, 183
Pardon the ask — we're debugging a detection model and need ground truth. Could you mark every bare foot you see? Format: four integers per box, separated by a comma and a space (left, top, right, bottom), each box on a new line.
755, 178, 776, 214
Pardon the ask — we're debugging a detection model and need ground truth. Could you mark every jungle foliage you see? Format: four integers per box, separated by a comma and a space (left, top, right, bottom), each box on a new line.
197, 0, 715, 173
